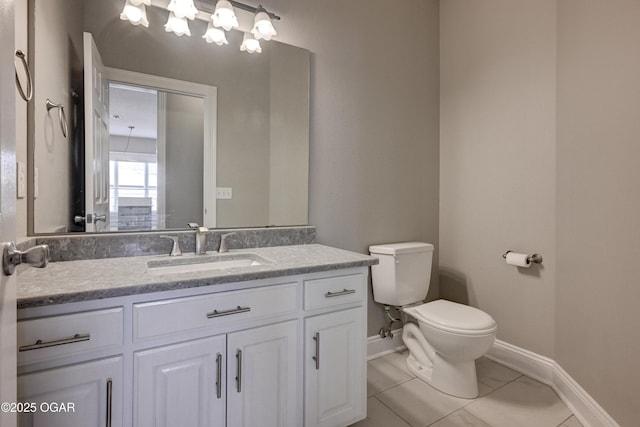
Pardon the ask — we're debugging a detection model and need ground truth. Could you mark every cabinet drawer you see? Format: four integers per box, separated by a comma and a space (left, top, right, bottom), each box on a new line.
133, 282, 299, 340
17, 307, 124, 366
304, 273, 365, 311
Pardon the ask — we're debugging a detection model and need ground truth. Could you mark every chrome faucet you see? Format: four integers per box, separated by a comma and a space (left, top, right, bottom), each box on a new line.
188, 223, 210, 255
218, 232, 236, 253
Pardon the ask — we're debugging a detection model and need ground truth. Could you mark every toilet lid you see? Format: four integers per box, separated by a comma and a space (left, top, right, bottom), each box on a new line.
407, 300, 496, 334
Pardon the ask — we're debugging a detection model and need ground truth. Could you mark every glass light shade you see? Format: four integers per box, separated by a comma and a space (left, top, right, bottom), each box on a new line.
212, 0, 238, 31
167, 0, 198, 20
129, 0, 150, 5
251, 11, 277, 41
164, 12, 191, 36
120, 0, 149, 27
240, 32, 261, 54
203, 22, 228, 46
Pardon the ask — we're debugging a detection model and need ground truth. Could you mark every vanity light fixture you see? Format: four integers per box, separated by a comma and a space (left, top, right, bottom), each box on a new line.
120, 0, 150, 27
120, 0, 281, 52
167, 0, 199, 20
165, 12, 192, 36
211, 0, 239, 31
203, 22, 228, 45
251, 7, 277, 41
240, 32, 261, 54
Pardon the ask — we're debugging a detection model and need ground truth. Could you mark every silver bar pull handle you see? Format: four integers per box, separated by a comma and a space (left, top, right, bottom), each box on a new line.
15, 50, 33, 102
235, 349, 242, 393
325, 289, 356, 298
3, 242, 50, 276
312, 332, 320, 370
207, 306, 251, 319
19, 333, 90, 352
106, 378, 113, 427
215, 353, 222, 399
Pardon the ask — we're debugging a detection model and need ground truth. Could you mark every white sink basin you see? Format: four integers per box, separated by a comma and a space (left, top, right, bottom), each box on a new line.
147, 253, 270, 276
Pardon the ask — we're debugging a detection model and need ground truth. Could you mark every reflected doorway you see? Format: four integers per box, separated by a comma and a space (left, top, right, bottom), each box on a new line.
103, 69, 215, 231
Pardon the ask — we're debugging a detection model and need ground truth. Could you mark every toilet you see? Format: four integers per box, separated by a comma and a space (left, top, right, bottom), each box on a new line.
369, 242, 497, 399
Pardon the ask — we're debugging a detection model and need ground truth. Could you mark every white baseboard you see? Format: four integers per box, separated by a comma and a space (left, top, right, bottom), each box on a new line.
367, 328, 405, 360
367, 331, 618, 427
486, 340, 619, 427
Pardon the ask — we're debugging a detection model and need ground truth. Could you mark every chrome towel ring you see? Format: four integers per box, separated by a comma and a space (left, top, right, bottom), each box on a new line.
46, 99, 68, 138
15, 50, 33, 102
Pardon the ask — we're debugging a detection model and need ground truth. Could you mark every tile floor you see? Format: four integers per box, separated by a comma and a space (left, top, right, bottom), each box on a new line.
352, 351, 583, 427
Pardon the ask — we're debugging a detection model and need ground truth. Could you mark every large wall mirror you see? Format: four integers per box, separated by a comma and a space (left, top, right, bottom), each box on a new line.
29, 0, 310, 234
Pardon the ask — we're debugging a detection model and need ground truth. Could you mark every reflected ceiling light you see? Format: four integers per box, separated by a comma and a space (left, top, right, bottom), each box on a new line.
167, 0, 199, 20
240, 32, 261, 54
251, 8, 277, 41
203, 22, 228, 46
120, 0, 150, 27
165, 12, 191, 36
212, 0, 239, 31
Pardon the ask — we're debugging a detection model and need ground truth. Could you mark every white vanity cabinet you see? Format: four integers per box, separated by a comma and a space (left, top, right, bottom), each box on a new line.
17, 356, 122, 427
134, 335, 226, 427
226, 321, 299, 427
134, 321, 298, 427
17, 266, 369, 427
16, 308, 124, 427
303, 274, 367, 427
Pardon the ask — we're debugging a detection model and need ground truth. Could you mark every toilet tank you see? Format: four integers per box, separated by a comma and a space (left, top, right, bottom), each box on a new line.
369, 242, 434, 306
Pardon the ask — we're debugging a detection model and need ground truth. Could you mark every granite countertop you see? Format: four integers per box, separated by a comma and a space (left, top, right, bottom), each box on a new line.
17, 244, 378, 309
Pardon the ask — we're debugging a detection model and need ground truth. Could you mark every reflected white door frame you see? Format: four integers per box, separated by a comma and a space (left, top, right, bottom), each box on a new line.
105, 67, 217, 228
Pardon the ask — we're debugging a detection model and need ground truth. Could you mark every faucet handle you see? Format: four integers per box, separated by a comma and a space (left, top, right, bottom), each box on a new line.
160, 235, 182, 256
219, 232, 237, 253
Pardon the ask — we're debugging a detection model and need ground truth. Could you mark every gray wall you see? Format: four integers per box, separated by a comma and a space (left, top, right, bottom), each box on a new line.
32, 0, 84, 233
262, 0, 441, 335
441, 1, 640, 424
440, 0, 557, 357
556, 1, 640, 425
268, 43, 309, 226
165, 93, 204, 228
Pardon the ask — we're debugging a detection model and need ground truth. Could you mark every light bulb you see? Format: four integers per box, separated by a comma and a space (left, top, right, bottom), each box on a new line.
120, 0, 149, 27
165, 12, 191, 36
240, 32, 261, 54
203, 22, 228, 46
251, 11, 277, 41
212, 0, 238, 31
167, 0, 198, 20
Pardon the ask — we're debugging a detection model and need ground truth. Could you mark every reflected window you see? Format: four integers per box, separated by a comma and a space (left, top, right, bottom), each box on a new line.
109, 157, 158, 230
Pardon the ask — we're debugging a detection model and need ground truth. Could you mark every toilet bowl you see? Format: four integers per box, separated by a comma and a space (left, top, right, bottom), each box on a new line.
403, 300, 496, 398
369, 242, 497, 399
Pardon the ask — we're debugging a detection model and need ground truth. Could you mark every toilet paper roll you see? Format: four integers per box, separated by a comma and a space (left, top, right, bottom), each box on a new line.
505, 252, 531, 268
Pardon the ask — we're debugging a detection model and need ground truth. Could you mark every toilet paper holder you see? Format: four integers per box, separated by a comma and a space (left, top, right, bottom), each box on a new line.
502, 251, 543, 264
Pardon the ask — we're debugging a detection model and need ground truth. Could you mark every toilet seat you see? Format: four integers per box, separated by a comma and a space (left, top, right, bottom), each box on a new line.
404, 300, 497, 336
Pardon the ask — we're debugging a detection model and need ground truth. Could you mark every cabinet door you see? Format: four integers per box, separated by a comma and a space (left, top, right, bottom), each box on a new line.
134, 335, 226, 427
305, 307, 366, 427
17, 356, 123, 427
227, 320, 299, 427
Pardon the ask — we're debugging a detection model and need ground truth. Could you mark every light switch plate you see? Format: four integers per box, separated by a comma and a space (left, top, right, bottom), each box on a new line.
216, 187, 232, 199
16, 161, 26, 199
